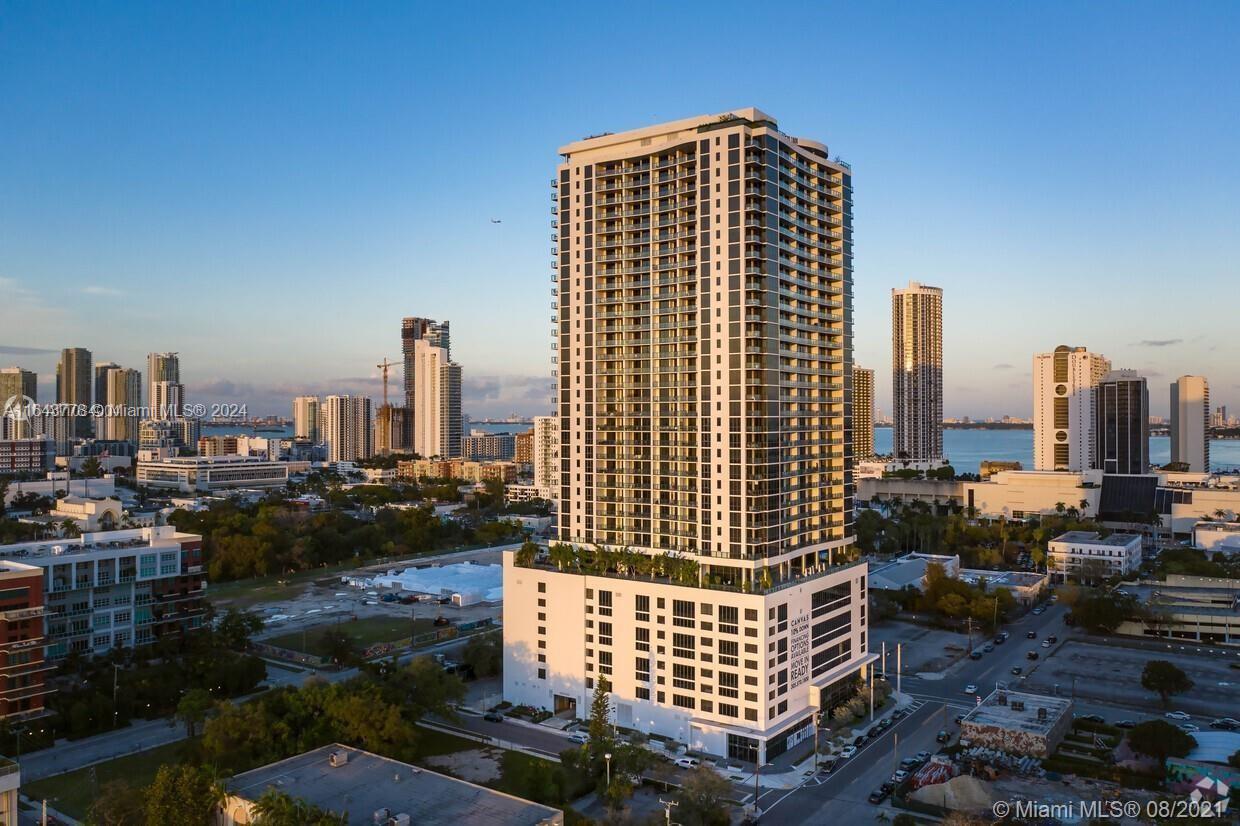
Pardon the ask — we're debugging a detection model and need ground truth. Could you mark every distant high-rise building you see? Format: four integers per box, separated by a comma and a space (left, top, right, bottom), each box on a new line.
292, 396, 321, 442
93, 362, 119, 411
531, 415, 557, 498
1211, 405, 1229, 429
514, 429, 534, 466
0, 367, 38, 439
323, 395, 372, 462
146, 353, 180, 413
150, 381, 184, 420
1096, 370, 1149, 475
504, 110, 865, 762
401, 317, 450, 411
56, 347, 93, 439
374, 404, 410, 456
1170, 375, 1210, 473
852, 366, 874, 461
410, 338, 461, 459
1033, 345, 1111, 472
101, 367, 142, 442
891, 282, 943, 460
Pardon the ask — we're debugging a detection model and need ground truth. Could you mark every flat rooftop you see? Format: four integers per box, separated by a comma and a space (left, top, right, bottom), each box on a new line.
0, 526, 194, 560
961, 690, 1072, 736
1121, 583, 1239, 617
225, 745, 562, 826
958, 569, 1046, 589
1052, 531, 1141, 546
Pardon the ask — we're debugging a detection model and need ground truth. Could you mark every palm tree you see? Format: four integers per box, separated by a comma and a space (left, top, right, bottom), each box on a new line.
548, 543, 575, 572
1054, 502, 1067, 516
1079, 499, 1091, 519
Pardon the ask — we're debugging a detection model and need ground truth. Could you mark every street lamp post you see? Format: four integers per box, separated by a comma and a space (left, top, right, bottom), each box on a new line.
604, 752, 612, 788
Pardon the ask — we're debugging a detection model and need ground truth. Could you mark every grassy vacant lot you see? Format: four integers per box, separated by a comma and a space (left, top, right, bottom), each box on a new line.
24, 739, 196, 819
264, 615, 440, 655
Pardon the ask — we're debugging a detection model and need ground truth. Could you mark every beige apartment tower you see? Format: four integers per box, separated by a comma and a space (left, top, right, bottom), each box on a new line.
891, 282, 943, 460
292, 395, 321, 442
852, 366, 874, 461
1170, 375, 1210, 473
0, 367, 37, 439
505, 109, 872, 766
1033, 345, 1111, 472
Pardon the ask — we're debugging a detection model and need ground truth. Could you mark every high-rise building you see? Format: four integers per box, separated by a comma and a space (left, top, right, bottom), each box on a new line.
531, 415, 557, 497
146, 353, 180, 416
292, 395, 321, 442
852, 366, 874, 461
514, 429, 534, 466
1210, 405, 1228, 429
891, 282, 943, 461
1096, 370, 1149, 475
0, 560, 51, 720
410, 339, 461, 459
401, 317, 450, 412
323, 395, 372, 462
150, 380, 185, 420
374, 404, 409, 456
505, 110, 869, 764
56, 347, 93, 438
1170, 376, 1210, 473
101, 367, 142, 443
1033, 345, 1111, 472
0, 367, 38, 439
93, 361, 119, 411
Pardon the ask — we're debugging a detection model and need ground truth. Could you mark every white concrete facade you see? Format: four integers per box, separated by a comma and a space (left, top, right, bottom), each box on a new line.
1047, 531, 1142, 581
531, 415, 557, 499
504, 552, 871, 763
136, 454, 290, 492
1170, 375, 1210, 473
1033, 346, 1110, 472
962, 470, 1102, 520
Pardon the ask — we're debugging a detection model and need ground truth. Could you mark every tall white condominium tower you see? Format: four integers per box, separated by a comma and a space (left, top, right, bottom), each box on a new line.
150, 381, 185, 420
531, 415, 558, 498
1033, 345, 1111, 471
146, 353, 180, 416
323, 395, 372, 462
101, 367, 142, 442
1097, 370, 1149, 474
504, 109, 872, 765
292, 395, 321, 442
410, 339, 462, 459
891, 282, 943, 461
852, 366, 874, 461
1170, 375, 1210, 473
401, 317, 450, 412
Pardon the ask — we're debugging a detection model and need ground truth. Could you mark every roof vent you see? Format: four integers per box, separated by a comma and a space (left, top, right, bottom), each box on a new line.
329, 750, 349, 767
1037, 707, 1048, 720
373, 808, 391, 824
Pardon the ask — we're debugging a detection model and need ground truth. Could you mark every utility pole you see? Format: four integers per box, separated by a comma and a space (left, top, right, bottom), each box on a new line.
112, 663, 119, 728
897, 642, 903, 695
659, 798, 679, 825
892, 731, 899, 780
869, 671, 875, 722
881, 640, 887, 680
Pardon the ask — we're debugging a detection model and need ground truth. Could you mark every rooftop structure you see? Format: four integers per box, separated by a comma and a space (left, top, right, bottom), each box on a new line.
868, 553, 960, 591
959, 689, 1073, 757
219, 744, 563, 826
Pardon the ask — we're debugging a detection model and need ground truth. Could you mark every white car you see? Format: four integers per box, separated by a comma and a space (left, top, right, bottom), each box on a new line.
568, 731, 589, 744
1041, 639, 1052, 648
839, 745, 858, 759
964, 684, 977, 694
1165, 711, 1192, 721
674, 757, 700, 769
1180, 723, 1200, 733
891, 769, 909, 783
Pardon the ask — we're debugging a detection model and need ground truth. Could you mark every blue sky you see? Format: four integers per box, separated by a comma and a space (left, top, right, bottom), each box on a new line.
2, 1, 1238, 418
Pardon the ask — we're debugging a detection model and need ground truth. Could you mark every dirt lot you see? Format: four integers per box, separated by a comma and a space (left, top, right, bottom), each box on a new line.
424, 748, 502, 783
869, 620, 972, 675
1025, 638, 1240, 716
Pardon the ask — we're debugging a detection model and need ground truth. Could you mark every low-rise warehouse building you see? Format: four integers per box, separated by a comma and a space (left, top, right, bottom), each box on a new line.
959, 689, 1073, 758
217, 744, 563, 826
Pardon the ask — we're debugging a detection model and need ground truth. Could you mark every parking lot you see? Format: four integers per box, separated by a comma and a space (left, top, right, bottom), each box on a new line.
868, 620, 973, 675
1024, 637, 1240, 716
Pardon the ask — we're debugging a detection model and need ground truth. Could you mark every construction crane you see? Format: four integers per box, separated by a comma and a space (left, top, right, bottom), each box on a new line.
376, 357, 395, 407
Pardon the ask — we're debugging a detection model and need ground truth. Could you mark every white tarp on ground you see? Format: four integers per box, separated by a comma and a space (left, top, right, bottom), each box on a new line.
370, 562, 504, 602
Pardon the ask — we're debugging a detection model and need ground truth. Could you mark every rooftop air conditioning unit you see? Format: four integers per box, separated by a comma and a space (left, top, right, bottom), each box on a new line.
329, 750, 349, 768
389, 815, 411, 826
372, 808, 391, 824
1037, 707, 1048, 720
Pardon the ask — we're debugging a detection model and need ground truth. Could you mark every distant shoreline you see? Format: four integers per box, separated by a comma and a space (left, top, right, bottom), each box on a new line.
874, 422, 1033, 430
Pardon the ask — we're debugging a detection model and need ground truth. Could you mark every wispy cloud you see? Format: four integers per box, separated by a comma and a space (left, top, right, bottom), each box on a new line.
993, 363, 1014, 369
82, 285, 122, 296
0, 344, 57, 355
1136, 339, 1182, 347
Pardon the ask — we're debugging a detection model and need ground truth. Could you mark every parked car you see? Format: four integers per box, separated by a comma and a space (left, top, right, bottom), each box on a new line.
868, 789, 888, 804
878, 717, 893, 729
891, 770, 909, 783
1010, 666, 1023, 675
1181, 723, 1201, 733
964, 684, 978, 694
993, 635, 1006, 645
1116, 720, 1136, 728
674, 757, 700, 769
853, 736, 866, 747
983, 643, 995, 653
936, 729, 951, 743
820, 758, 839, 773
1027, 631, 1037, 639
839, 745, 858, 759
954, 714, 965, 724
1027, 651, 1039, 660
914, 751, 932, 763
1077, 714, 1105, 724
892, 709, 907, 721
969, 651, 983, 660
1041, 639, 1052, 648
483, 711, 504, 723
1210, 718, 1240, 730
569, 731, 589, 744
1165, 711, 1192, 721
1047, 635, 1058, 644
